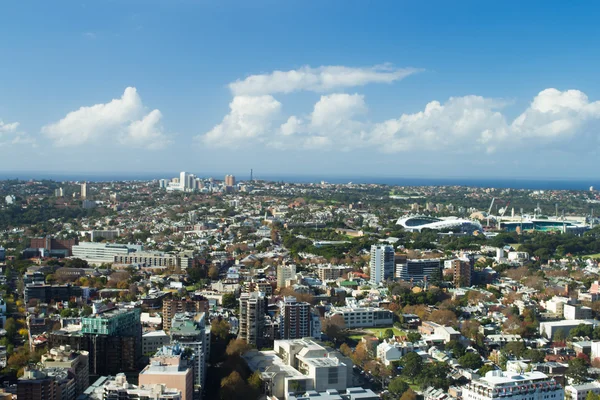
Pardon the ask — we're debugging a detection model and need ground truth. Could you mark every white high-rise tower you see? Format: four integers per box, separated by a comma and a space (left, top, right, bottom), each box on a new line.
369, 244, 395, 285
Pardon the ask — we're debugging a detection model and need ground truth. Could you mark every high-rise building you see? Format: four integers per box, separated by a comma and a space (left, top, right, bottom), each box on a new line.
162, 298, 209, 332
239, 292, 266, 347
54, 188, 64, 197
17, 369, 59, 400
369, 245, 395, 285
452, 259, 474, 287
159, 179, 169, 189
279, 297, 310, 340
169, 313, 210, 395
41, 345, 89, 397
396, 259, 442, 283
179, 172, 189, 190
139, 344, 194, 400
225, 175, 236, 187
80, 182, 88, 199
277, 264, 296, 288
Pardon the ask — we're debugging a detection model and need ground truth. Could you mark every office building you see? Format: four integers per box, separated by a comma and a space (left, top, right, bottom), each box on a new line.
162, 298, 209, 332
30, 236, 78, 257
24, 283, 83, 304
159, 179, 169, 189
326, 305, 393, 329
71, 242, 142, 264
142, 331, 171, 355
224, 175, 236, 187
452, 259, 474, 287
462, 370, 563, 400
396, 259, 442, 283
169, 313, 211, 395
279, 297, 310, 340
563, 304, 593, 320
316, 265, 352, 281
139, 345, 194, 400
89, 230, 120, 241
54, 188, 64, 197
239, 291, 266, 347
83, 374, 182, 400
539, 320, 596, 339
17, 369, 61, 400
277, 264, 297, 288
41, 345, 89, 397
114, 252, 179, 268
243, 338, 353, 399
369, 245, 395, 285
81, 182, 88, 199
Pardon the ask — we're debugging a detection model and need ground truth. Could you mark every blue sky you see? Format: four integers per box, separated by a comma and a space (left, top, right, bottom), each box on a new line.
1, 0, 600, 180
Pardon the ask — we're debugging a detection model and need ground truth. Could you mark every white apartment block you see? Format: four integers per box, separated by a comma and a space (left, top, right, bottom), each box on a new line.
71, 242, 142, 264
244, 338, 353, 399
565, 381, 600, 400
563, 304, 593, 320
326, 306, 393, 329
463, 370, 563, 400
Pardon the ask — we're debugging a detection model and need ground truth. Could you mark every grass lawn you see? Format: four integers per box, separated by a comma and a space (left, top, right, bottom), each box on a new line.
584, 253, 600, 259
348, 326, 406, 340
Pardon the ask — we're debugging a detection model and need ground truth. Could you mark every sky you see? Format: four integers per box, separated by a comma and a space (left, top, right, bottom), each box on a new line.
1, 0, 600, 180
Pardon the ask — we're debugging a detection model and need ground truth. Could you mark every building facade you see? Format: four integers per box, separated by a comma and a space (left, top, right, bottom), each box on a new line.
369, 245, 394, 285
462, 370, 563, 400
239, 292, 266, 347
279, 297, 311, 340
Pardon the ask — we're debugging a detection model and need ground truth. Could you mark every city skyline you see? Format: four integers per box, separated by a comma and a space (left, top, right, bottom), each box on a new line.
2, 1, 600, 178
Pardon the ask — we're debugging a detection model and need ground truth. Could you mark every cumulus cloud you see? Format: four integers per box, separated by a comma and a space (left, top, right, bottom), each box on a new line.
311, 93, 367, 127
370, 96, 510, 153
229, 64, 419, 96
200, 95, 281, 147
0, 120, 36, 147
42, 87, 170, 149
511, 88, 600, 139
121, 109, 171, 150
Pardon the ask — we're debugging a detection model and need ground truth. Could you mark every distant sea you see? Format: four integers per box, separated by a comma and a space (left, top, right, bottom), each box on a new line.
0, 171, 597, 191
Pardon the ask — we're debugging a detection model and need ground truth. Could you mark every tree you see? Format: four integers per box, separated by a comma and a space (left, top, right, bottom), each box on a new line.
429, 309, 458, 327
553, 329, 566, 344
478, 364, 495, 376
4, 317, 17, 341
211, 319, 231, 341
247, 371, 262, 398
504, 341, 526, 358
400, 388, 418, 400
352, 342, 369, 367
226, 339, 250, 357
446, 340, 466, 358
322, 315, 347, 343
209, 265, 220, 280
567, 357, 590, 384
339, 343, 352, 357
523, 349, 546, 363
222, 293, 237, 309
220, 371, 249, 400
406, 332, 421, 342
459, 352, 483, 370
389, 377, 409, 396
384, 329, 395, 339
399, 352, 423, 382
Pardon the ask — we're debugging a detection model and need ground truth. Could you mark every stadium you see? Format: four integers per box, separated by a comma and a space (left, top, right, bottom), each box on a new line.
396, 215, 483, 233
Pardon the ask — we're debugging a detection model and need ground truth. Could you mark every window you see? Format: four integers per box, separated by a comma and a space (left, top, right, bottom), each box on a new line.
328, 367, 338, 384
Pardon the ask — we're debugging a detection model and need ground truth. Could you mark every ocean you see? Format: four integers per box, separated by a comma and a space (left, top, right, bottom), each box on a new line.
0, 171, 596, 191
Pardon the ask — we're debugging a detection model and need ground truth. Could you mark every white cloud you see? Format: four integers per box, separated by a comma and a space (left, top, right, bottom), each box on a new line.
0, 120, 19, 133
369, 96, 509, 153
280, 116, 303, 136
0, 120, 36, 147
311, 93, 367, 127
42, 87, 170, 149
121, 109, 171, 150
200, 95, 281, 147
511, 88, 600, 139
229, 64, 419, 96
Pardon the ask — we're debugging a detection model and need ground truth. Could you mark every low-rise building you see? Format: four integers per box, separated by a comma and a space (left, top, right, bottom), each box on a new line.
326, 306, 393, 329
462, 370, 563, 400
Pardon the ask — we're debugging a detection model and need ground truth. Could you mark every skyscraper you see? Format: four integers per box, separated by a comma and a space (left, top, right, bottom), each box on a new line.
279, 296, 311, 339
277, 264, 296, 288
80, 182, 87, 199
369, 245, 395, 285
225, 175, 236, 187
239, 292, 266, 347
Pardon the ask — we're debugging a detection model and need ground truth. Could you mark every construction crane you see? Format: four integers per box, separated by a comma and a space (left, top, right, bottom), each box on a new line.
499, 201, 510, 217
486, 197, 495, 227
